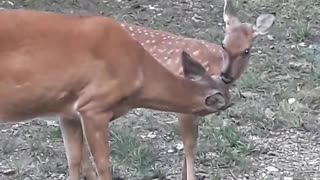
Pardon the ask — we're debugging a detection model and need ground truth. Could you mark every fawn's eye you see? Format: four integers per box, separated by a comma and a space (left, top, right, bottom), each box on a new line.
244, 48, 250, 55
221, 43, 225, 49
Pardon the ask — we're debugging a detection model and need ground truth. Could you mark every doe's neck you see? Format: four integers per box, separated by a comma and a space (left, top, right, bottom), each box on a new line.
134, 51, 207, 114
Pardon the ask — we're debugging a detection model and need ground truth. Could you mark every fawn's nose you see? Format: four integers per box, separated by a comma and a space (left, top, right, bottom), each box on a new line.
219, 48, 233, 84
220, 72, 234, 84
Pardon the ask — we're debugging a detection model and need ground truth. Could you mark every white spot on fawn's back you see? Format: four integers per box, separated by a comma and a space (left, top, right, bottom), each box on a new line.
193, 50, 200, 56
158, 49, 166, 53
150, 46, 157, 51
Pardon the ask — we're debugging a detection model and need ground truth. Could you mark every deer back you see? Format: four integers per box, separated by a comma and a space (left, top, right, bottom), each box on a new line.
121, 23, 227, 76
0, 9, 230, 123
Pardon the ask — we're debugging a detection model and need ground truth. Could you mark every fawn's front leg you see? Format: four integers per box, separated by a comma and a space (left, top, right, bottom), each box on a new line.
80, 109, 113, 180
59, 117, 84, 180
177, 113, 199, 180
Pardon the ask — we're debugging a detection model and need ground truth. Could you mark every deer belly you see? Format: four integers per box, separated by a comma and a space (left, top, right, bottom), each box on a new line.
0, 82, 76, 123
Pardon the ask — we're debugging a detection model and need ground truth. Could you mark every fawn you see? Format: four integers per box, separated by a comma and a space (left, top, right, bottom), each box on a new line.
118, 0, 275, 179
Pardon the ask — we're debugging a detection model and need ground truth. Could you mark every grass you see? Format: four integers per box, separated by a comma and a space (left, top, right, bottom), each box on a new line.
1, 137, 19, 155
11, 154, 33, 180
48, 127, 62, 140
109, 123, 158, 178
236, 70, 262, 90
293, 21, 312, 42
196, 117, 255, 173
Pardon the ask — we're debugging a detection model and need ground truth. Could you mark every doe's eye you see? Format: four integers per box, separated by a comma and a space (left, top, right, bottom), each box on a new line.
244, 49, 250, 54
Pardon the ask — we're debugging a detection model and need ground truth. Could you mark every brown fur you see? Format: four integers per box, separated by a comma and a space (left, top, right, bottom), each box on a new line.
0, 9, 231, 180
82, 0, 274, 179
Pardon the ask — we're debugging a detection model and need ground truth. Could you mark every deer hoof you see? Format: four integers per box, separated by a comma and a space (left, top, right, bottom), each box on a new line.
80, 173, 98, 180
195, 175, 205, 180
181, 175, 205, 180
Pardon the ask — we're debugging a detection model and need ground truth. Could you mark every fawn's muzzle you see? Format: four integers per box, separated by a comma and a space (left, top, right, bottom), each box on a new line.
220, 72, 234, 84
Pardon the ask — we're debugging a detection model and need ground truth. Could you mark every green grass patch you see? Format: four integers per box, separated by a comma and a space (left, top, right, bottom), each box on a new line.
293, 21, 312, 42
196, 118, 255, 173
109, 124, 158, 177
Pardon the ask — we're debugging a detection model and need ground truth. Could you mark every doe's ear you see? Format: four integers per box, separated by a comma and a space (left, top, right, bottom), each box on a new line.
181, 51, 206, 81
205, 90, 226, 109
253, 14, 276, 37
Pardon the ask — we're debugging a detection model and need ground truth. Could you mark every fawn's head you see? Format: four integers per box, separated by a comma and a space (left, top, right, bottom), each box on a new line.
219, 0, 276, 84
181, 51, 231, 115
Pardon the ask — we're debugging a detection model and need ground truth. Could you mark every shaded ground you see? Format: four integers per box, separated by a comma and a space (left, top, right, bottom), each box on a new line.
0, 0, 320, 179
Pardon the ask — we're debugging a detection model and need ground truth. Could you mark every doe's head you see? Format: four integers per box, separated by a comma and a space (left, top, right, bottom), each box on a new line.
219, 0, 276, 84
181, 51, 232, 116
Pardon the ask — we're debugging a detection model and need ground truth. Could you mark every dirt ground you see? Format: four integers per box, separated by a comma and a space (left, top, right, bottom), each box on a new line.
0, 0, 319, 180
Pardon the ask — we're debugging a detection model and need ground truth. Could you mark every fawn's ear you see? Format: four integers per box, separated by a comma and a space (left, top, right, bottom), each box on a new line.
223, 0, 240, 29
181, 51, 206, 81
253, 14, 276, 37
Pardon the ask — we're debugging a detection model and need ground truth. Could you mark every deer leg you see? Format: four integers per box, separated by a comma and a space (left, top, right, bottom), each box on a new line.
80, 141, 98, 180
177, 113, 199, 180
59, 117, 83, 180
80, 110, 113, 180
